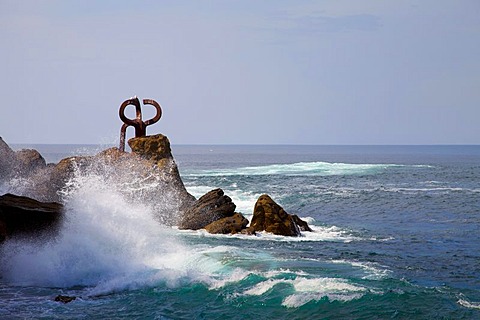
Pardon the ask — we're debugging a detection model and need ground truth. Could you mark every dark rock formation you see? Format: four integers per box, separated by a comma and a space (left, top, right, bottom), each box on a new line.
250, 194, 311, 236
0, 134, 195, 226
204, 212, 249, 234
178, 188, 236, 230
0, 136, 313, 237
0, 193, 63, 242
54, 295, 76, 303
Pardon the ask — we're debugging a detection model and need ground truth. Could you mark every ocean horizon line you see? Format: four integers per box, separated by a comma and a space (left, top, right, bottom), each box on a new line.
9, 142, 480, 147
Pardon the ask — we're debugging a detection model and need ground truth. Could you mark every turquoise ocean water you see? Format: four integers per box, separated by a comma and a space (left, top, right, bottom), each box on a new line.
1, 144, 479, 319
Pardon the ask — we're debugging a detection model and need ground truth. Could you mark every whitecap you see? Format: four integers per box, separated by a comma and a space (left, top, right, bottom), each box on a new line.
330, 259, 392, 280
184, 161, 404, 177
458, 299, 480, 310
242, 277, 366, 307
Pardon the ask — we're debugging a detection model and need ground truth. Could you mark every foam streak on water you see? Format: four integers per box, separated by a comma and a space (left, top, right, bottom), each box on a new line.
183, 161, 404, 177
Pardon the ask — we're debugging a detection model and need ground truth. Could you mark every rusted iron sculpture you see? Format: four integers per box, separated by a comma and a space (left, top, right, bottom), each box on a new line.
118, 97, 162, 151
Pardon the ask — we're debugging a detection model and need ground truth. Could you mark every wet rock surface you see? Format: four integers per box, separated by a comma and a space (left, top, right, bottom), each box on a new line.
0, 135, 195, 226
0, 193, 63, 242
204, 212, 249, 234
0, 136, 312, 237
250, 194, 311, 236
54, 295, 76, 303
178, 188, 236, 230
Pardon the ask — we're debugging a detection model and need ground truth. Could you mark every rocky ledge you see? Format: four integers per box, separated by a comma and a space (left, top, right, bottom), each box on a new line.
0, 134, 311, 242
0, 193, 63, 242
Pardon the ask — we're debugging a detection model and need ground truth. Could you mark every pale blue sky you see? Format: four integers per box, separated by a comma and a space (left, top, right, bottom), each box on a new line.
1, 0, 479, 144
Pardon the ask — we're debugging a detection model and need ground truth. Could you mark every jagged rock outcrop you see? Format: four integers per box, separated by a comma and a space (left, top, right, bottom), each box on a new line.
128, 134, 195, 213
204, 212, 249, 234
54, 295, 76, 303
178, 188, 236, 230
0, 136, 314, 236
250, 194, 311, 236
0, 137, 47, 180
129, 134, 172, 166
0, 135, 195, 226
0, 193, 63, 242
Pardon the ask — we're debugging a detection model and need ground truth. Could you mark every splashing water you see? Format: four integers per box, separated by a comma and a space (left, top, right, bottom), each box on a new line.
0, 159, 375, 308
0, 164, 193, 292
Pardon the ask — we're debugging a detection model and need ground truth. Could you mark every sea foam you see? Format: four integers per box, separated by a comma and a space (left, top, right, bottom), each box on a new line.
184, 161, 400, 177
242, 277, 367, 307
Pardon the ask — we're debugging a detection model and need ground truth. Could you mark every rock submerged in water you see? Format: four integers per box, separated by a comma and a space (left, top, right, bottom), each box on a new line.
54, 295, 76, 303
250, 194, 311, 236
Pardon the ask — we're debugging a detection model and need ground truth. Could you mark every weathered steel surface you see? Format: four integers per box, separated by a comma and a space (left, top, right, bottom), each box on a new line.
118, 97, 162, 151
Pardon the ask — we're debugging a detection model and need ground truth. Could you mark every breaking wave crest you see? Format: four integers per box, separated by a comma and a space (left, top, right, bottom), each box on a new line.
0, 163, 189, 290
0, 160, 378, 307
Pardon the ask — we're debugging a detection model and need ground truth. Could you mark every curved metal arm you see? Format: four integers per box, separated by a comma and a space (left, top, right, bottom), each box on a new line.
119, 97, 142, 126
143, 99, 162, 126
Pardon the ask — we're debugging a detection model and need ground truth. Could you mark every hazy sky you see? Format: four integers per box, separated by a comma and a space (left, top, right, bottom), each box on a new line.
1, 0, 479, 145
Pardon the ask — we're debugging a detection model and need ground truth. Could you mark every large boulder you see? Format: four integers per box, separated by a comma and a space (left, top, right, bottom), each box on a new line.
178, 188, 236, 230
250, 194, 311, 236
204, 212, 249, 234
0, 193, 63, 242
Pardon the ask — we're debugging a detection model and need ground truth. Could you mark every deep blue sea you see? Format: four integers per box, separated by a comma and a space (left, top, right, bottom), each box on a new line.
1, 144, 479, 319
